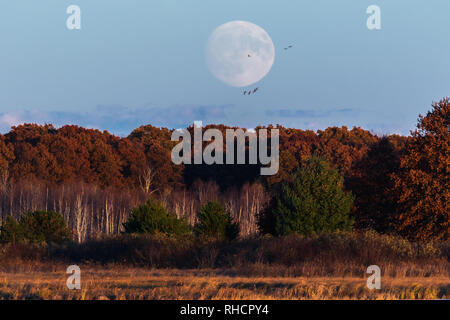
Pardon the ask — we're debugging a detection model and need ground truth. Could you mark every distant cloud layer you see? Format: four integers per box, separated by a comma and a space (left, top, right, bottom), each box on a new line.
0, 105, 411, 136
0, 104, 231, 136
266, 108, 354, 118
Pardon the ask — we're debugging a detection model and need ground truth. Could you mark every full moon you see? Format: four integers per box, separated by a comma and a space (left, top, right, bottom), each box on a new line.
206, 21, 275, 87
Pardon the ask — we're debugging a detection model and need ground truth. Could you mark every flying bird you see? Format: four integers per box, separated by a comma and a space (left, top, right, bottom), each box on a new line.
242, 88, 259, 96
248, 54, 251, 57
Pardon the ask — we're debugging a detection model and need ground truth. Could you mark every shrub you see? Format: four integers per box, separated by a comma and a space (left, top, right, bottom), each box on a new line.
20, 211, 71, 244
259, 156, 354, 236
22, 232, 448, 278
0, 211, 70, 244
194, 201, 239, 240
123, 198, 191, 236
0, 216, 25, 243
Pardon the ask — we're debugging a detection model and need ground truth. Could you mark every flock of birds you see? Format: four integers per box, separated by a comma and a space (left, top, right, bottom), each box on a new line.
243, 44, 293, 96
243, 87, 259, 95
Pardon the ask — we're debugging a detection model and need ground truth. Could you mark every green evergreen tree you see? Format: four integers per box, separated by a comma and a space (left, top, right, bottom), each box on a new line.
0, 216, 24, 243
194, 201, 239, 240
123, 198, 191, 236
20, 211, 71, 244
259, 156, 354, 236
0, 211, 70, 244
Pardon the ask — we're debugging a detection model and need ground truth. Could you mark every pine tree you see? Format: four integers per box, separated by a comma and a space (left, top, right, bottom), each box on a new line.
194, 201, 239, 240
259, 156, 354, 236
123, 198, 191, 236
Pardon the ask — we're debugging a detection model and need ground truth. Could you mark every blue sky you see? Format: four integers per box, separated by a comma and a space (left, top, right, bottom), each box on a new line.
0, 0, 449, 135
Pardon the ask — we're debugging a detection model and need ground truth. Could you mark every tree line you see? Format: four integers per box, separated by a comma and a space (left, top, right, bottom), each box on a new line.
0, 98, 448, 241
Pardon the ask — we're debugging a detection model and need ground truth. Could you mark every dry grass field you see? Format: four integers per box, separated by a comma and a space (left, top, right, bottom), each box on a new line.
1, 233, 448, 300
0, 267, 449, 300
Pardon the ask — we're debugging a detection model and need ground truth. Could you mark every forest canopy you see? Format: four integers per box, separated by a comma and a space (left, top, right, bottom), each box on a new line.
0, 98, 448, 241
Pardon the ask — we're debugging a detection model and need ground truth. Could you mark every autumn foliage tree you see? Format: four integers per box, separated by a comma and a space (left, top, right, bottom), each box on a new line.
0, 98, 447, 242
348, 136, 407, 232
391, 98, 450, 241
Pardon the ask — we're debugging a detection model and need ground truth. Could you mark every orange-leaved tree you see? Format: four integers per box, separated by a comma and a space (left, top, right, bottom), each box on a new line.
391, 98, 449, 241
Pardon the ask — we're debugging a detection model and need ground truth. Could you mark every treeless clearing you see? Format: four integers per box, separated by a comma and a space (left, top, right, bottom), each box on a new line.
0, 267, 448, 300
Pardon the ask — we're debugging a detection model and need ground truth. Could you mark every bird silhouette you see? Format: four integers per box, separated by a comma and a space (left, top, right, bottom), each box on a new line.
242, 88, 259, 96
248, 54, 251, 57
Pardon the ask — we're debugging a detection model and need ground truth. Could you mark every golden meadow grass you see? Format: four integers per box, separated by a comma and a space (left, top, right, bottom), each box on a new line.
0, 267, 448, 300
1, 232, 448, 300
